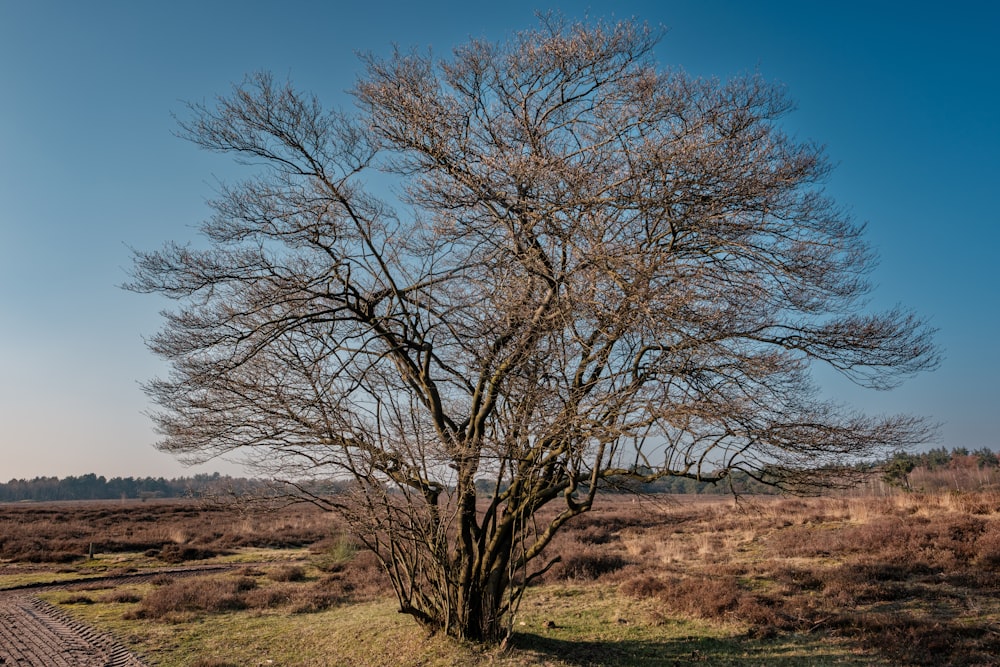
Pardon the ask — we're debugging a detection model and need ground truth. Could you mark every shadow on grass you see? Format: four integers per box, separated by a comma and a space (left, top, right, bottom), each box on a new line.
510, 632, 868, 667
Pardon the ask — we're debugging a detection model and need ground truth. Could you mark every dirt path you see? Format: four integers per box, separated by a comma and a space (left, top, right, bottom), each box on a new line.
0, 565, 238, 666
0, 592, 147, 666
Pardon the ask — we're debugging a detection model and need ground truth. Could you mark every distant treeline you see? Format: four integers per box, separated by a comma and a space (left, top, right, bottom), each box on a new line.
881, 447, 1000, 492
0, 473, 266, 503
3, 447, 996, 502
476, 469, 797, 496
623, 470, 783, 495
5, 470, 779, 502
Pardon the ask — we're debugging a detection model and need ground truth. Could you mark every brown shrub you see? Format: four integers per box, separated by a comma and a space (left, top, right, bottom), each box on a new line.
0, 500, 337, 564
763, 524, 849, 558
556, 549, 629, 581
126, 575, 257, 619
734, 595, 788, 634
17, 549, 82, 564
830, 610, 998, 666
319, 550, 390, 601
289, 587, 343, 614
765, 511, 993, 573
572, 524, 616, 545
640, 571, 810, 633
158, 544, 225, 564
243, 585, 294, 609
563, 506, 653, 534
101, 590, 143, 604
768, 566, 823, 594
657, 575, 742, 619
974, 522, 1000, 567
620, 574, 668, 599
819, 566, 911, 606
267, 565, 306, 582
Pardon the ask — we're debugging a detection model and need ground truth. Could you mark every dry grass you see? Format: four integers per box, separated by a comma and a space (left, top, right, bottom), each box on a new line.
604, 493, 1000, 665
8, 491, 1000, 665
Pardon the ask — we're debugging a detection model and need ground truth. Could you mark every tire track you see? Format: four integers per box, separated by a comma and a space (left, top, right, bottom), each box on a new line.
0, 564, 252, 666
0, 592, 146, 666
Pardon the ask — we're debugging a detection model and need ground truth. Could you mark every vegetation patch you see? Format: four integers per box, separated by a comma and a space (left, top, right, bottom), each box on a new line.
4, 488, 995, 665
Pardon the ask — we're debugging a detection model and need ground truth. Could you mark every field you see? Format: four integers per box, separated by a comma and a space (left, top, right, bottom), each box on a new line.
1, 492, 999, 666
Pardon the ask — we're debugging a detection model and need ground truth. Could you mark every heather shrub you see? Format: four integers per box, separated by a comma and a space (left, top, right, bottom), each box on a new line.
819, 565, 911, 606
0, 500, 336, 564
656, 575, 742, 619
619, 574, 668, 599
974, 522, 1000, 567
267, 565, 307, 582
101, 590, 143, 604
243, 585, 294, 609
321, 549, 391, 600
563, 506, 652, 534
158, 544, 226, 563
289, 586, 343, 614
734, 595, 784, 629
768, 566, 823, 594
556, 548, 629, 581
15, 548, 82, 564
126, 575, 257, 619
573, 524, 616, 545
830, 611, 989, 666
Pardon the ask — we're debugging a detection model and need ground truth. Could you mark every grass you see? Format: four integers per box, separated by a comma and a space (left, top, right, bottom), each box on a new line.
8, 491, 1000, 665
0, 553, 157, 589
45, 591, 491, 667
44, 584, 883, 666
0, 549, 311, 591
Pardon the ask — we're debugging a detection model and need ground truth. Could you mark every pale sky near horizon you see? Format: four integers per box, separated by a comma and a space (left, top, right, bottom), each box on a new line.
1, 1, 997, 480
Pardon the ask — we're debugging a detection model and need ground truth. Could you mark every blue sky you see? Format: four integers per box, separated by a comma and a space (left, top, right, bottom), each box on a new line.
1, 1, 997, 479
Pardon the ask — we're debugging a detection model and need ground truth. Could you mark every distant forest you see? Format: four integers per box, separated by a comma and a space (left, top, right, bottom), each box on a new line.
0, 473, 266, 503
879, 446, 1000, 492
1, 447, 996, 502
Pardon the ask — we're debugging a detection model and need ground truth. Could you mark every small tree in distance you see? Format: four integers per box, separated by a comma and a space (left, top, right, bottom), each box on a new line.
128, 16, 938, 642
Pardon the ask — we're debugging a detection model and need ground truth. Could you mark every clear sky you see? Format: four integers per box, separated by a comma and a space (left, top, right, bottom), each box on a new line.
1, 1, 997, 480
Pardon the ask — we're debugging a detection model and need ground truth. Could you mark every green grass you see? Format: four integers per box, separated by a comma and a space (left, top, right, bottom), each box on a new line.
0, 554, 149, 589
509, 586, 885, 666
47, 592, 489, 667
0, 569, 89, 589
46, 584, 886, 666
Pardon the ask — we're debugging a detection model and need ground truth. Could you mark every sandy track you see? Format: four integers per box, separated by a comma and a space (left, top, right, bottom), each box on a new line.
0, 565, 239, 666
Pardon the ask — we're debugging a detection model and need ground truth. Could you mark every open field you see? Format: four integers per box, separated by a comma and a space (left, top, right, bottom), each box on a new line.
2, 492, 999, 666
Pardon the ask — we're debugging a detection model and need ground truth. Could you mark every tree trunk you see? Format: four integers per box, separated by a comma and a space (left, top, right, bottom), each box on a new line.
452, 571, 510, 643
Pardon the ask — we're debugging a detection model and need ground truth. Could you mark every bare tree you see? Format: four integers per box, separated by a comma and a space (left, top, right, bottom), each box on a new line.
128, 16, 937, 642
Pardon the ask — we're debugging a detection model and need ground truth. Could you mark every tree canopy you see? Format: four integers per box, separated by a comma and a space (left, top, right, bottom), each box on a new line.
129, 16, 938, 642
